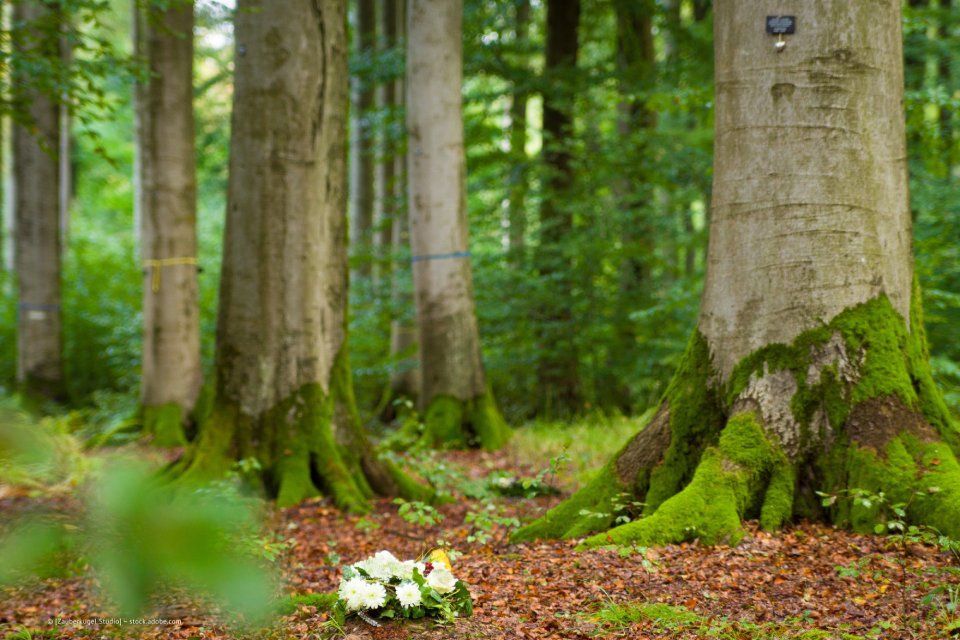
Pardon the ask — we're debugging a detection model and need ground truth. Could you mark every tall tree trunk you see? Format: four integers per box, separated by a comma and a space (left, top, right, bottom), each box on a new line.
506, 0, 530, 265
350, 0, 376, 277
535, 0, 581, 416
937, 0, 953, 176
405, 0, 508, 449
178, 0, 428, 509
135, 0, 202, 446
58, 33, 71, 247
516, 0, 960, 547
372, 0, 397, 287
385, 0, 418, 411
12, 1, 64, 401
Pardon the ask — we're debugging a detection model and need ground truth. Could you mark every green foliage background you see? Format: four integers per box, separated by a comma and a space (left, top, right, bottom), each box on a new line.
0, 0, 956, 423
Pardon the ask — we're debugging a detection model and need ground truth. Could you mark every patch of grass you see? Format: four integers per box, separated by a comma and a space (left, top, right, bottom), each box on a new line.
276, 592, 338, 616
590, 601, 871, 639
0, 396, 93, 491
509, 412, 644, 490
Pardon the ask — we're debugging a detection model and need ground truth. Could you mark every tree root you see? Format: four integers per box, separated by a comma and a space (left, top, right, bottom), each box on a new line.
417, 390, 511, 450
142, 403, 187, 447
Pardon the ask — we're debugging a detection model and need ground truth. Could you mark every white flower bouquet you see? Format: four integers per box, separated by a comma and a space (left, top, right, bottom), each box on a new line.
334, 550, 472, 625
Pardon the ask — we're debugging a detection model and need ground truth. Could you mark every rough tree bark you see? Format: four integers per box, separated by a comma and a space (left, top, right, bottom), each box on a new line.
506, 0, 530, 265
349, 0, 376, 277
135, 0, 201, 446
12, 1, 64, 401
371, 0, 397, 286
515, 0, 960, 546
405, 0, 509, 449
385, 0, 419, 409
177, 0, 428, 509
535, 0, 581, 415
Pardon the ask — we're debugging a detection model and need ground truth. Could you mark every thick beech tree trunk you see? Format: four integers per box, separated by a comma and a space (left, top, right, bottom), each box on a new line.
12, 1, 64, 401
535, 0, 580, 415
516, 0, 960, 547
350, 0, 376, 277
178, 0, 428, 510
405, 0, 508, 449
135, 0, 201, 446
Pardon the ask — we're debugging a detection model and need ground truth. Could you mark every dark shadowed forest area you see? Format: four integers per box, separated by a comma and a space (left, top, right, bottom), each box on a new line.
2, 0, 960, 638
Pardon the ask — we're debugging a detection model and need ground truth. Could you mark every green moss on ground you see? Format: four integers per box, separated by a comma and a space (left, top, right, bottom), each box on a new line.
143, 403, 187, 447
591, 601, 867, 639
276, 592, 337, 615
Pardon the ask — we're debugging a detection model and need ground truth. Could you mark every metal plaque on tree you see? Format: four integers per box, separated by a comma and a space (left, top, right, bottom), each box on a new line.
766, 16, 796, 35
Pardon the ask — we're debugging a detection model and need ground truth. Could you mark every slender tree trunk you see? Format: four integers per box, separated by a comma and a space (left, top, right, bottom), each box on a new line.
405, 0, 508, 449
535, 0, 581, 416
506, 0, 530, 265
350, 0, 376, 277
372, 0, 397, 287
58, 33, 71, 247
12, 1, 64, 401
0, 0, 5, 272
937, 0, 953, 176
134, 0, 202, 446
516, 0, 960, 548
386, 0, 418, 411
179, 0, 428, 509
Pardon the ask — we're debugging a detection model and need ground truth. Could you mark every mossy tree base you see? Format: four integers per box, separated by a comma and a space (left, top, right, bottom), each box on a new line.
142, 403, 188, 447
174, 353, 432, 511
418, 390, 511, 450
515, 293, 960, 547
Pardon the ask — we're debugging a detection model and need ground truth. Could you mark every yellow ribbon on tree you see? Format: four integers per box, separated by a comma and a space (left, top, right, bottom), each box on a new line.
143, 257, 198, 293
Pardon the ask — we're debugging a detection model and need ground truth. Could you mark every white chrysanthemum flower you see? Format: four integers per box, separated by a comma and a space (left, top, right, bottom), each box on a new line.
356, 550, 403, 581
360, 580, 387, 609
426, 565, 458, 594
339, 577, 370, 612
395, 581, 422, 608
396, 560, 417, 579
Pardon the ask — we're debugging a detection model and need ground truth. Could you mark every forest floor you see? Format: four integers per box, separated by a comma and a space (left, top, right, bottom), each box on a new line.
2, 427, 960, 639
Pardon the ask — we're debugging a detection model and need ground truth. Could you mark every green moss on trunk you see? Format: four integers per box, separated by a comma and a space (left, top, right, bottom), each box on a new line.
143, 403, 187, 447
516, 290, 960, 548
511, 462, 626, 541
176, 349, 432, 512
580, 412, 782, 548
513, 332, 724, 543
643, 332, 725, 513
419, 389, 511, 450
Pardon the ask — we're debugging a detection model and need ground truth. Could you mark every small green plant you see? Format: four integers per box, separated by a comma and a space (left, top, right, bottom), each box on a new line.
464, 503, 520, 546
394, 499, 444, 527
354, 516, 381, 533
577, 491, 645, 525
818, 485, 960, 636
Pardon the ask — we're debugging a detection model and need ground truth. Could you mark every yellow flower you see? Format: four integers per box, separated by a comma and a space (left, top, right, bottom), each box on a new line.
428, 548, 453, 571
